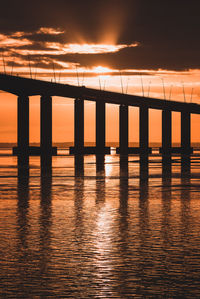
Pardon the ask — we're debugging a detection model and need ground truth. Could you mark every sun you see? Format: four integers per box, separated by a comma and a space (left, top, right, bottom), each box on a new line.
93, 66, 111, 74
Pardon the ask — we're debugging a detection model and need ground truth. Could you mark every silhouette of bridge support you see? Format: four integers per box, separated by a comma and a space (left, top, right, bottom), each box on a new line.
18, 95, 29, 153
96, 101, 110, 154
159, 110, 193, 155
70, 99, 110, 154
75, 99, 84, 151
7, 74, 198, 159
161, 110, 172, 157
116, 105, 152, 155
13, 95, 57, 156
13, 95, 29, 156
140, 106, 149, 156
181, 111, 193, 155
70, 99, 84, 154
41, 95, 56, 155
118, 104, 129, 154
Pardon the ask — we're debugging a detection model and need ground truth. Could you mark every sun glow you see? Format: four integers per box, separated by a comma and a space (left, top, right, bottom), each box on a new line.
93, 66, 111, 74
44, 42, 138, 54
63, 43, 138, 54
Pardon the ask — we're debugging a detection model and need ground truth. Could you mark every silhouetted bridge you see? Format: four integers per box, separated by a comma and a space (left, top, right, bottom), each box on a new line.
0, 73, 199, 157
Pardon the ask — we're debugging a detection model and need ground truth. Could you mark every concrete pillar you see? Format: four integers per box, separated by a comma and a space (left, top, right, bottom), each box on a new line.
181, 111, 191, 154
17, 95, 29, 153
140, 106, 149, 155
162, 110, 171, 156
96, 101, 105, 153
75, 99, 84, 151
41, 95, 52, 155
119, 104, 128, 154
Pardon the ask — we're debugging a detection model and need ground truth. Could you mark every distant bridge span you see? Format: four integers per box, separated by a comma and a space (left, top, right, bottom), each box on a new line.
0, 73, 199, 156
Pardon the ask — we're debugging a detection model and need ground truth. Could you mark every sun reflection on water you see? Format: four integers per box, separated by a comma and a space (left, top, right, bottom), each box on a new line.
105, 155, 114, 177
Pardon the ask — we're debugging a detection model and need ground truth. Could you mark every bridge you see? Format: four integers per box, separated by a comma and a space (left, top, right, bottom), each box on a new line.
0, 73, 199, 158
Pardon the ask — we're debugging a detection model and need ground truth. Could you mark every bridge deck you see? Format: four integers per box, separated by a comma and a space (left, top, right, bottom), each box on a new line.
0, 73, 200, 113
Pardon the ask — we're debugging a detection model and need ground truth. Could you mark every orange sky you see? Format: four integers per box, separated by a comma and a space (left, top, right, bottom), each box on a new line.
0, 24, 200, 146
0, 1, 200, 146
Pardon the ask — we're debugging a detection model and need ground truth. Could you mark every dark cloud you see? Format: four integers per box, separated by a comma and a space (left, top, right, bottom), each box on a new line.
20, 33, 66, 43
16, 43, 58, 52
0, 0, 199, 71
6, 61, 24, 67
31, 61, 64, 70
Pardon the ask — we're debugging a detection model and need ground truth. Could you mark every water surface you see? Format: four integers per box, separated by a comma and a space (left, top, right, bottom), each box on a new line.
0, 151, 200, 298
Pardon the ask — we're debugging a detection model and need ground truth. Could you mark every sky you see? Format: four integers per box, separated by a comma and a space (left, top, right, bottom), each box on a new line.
0, 0, 200, 144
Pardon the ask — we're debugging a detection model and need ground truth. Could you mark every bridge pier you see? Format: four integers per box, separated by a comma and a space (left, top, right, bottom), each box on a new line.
13, 94, 57, 156
18, 95, 29, 154
162, 110, 172, 157
70, 98, 84, 154
13, 95, 29, 155
41, 95, 56, 155
119, 104, 129, 154
74, 99, 84, 153
181, 110, 192, 155
140, 106, 149, 156
96, 100, 105, 154
95, 101, 110, 154
117, 105, 151, 155
70, 99, 110, 154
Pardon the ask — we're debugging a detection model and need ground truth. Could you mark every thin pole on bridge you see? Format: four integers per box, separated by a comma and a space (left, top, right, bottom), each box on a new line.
125, 77, 130, 94
147, 81, 151, 97
34, 67, 37, 79
169, 85, 173, 100
182, 82, 186, 102
76, 66, 80, 86
119, 71, 124, 94
81, 70, 85, 86
161, 78, 166, 100
28, 56, 32, 79
140, 74, 144, 97
98, 76, 102, 90
52, 62, 56, 83
10, 59, 14, 76
190, 88, 194, 103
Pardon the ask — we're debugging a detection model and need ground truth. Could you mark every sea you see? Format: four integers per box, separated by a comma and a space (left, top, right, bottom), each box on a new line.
1, 147, 200, 298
